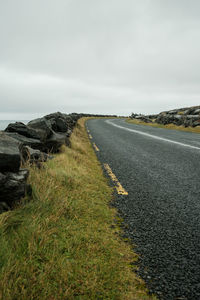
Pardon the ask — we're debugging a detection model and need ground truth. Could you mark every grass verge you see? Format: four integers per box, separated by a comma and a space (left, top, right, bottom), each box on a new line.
127, 118, 200, 134
0, 118, 156, 300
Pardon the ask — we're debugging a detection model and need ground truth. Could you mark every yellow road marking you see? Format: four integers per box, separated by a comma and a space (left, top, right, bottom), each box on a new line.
89, 134, 92, 139
104, 163, 128, 195
93, 143, 100, 152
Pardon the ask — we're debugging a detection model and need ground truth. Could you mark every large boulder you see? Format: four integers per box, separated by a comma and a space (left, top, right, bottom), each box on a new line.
194, 108, 200, 115
45, 112, 79, 132
183, 107, 199, 115
65, 115, 76, 128
5, 122, 40, 139
20, 145, 48, 164
156, 113, 182, 125
183, 115, 200, 127
130, 113, 139, 119
0, 201, 10, 214
44, 132, 70, 153
26, 114, 71, 152
27, 117, 53, 140
168, 110, 178, 115
0, 169, 29, 208
4, 132, 45, 152
45, 112, 70, 132
0, 132, 21, 172
184, 115, 200, 120
173, 114, 182, 125
192, 120, 200, 127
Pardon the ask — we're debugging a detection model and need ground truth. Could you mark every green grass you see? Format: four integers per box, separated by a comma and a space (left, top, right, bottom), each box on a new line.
127, 118, 200, 134
0, 118, 156, 300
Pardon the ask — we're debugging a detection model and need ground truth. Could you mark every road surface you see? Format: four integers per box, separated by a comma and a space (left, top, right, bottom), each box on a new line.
86, 118, 200, 300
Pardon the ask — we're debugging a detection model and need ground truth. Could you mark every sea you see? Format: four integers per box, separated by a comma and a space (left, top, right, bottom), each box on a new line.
0, 120, 29, 131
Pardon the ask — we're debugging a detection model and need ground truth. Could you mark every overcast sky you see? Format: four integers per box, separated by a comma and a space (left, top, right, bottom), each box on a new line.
0, 0, 200, 119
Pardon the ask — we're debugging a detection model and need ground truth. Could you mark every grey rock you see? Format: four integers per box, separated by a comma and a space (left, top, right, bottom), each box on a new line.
194, 108, 200, 115
130, 113, 139, 119
0, 132, 21, 172
0, 169, 29, 207
28, 117, 53, 140
20, 145, 48, 164
168, 110, 178, 114
45, 112, 69, 132
192, 120, 200, 127
185, 115, 200, 120
4, 132, 44, 152
0, 202, 10, 213
45, 132, 70, 153
183, 107, 197, 115
174, 114, 182, 120
5, 122, 40, 139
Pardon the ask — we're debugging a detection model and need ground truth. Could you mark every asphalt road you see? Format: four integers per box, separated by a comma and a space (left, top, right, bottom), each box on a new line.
86, 118, 200, 300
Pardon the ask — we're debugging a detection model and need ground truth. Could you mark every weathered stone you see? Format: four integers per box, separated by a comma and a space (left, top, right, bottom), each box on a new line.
20, 145, 48, 164
46, 112, 77, 131
174, 114, 182, 120
45, 112, 63, 121
168, 110, 178, 114
5, 122, 40, 139
45, 132, 70, 153
66, 129, 72, 137
46, 114, 69, 132
194, 108, 200, 115
147, 114, 158, 120
0, 169, 29, 207
28, 117, 53, 140
0, 132, 21, 172
191, 120, 200, 127
0, 202, 10, 213
130, 113, 139, 119
65, 115, 75, 128
4, 132, 44, 152
185, 115, 200, 120
5, 114, 72, 153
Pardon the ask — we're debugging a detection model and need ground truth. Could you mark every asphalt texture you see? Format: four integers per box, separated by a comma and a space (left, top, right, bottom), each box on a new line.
86, 118, 200, 300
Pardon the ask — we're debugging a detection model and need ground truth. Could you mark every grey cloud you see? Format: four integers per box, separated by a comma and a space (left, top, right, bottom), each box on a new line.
0, 0, 199, 118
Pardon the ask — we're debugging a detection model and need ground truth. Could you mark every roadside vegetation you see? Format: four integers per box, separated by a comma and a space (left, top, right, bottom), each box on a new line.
127, 118, 200, 134
0, 118, 156, 300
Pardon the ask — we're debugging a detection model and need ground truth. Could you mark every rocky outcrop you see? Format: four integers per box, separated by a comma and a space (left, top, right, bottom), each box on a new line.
130, 106, 200, 128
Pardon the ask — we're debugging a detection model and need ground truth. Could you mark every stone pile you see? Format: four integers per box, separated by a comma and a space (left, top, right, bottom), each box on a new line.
130, 106, 200, 128
0, 132, 29, 213
0, 112, 117, 213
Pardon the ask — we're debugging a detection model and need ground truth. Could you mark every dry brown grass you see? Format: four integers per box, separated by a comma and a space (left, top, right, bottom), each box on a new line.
0, 118, 156, 300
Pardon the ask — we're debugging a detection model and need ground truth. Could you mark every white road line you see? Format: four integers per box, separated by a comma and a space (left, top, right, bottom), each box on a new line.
106, 120, 200, 151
